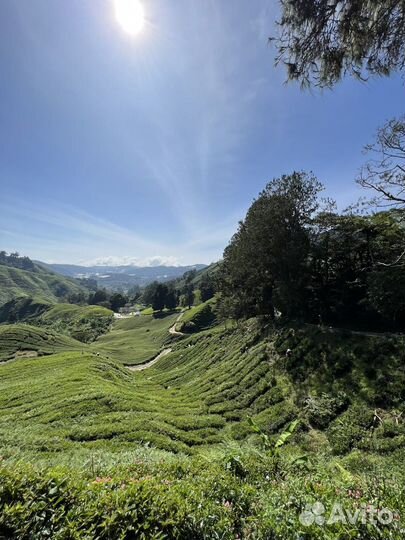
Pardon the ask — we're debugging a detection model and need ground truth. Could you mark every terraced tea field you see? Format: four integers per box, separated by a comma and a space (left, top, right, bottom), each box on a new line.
1, 311, 405, 538
0, 324, 83, 362
0, 263, 86, 306
90, 311, 180, 364
0, 321, 283, 461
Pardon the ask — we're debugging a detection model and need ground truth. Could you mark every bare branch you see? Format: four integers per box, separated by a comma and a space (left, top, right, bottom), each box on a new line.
357, 116, 405, 208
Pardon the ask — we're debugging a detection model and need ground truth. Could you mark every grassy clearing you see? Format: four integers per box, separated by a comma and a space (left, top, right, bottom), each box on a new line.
91, 311, 179, 364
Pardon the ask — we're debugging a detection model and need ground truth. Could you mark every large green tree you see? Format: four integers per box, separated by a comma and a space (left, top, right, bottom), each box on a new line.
164, 285, 178, 310
142, 281, 169, 311
219, 171, 405, 330
199, 273, 216, 302
308, 212, 374, 325
110, 293, 127, 312
152, 283, 168, 312
89, 289, 108, 305
308, 210, 405, 327
273, 0, 405, 87
142, 281, 159, 306
221, 172, 323, 319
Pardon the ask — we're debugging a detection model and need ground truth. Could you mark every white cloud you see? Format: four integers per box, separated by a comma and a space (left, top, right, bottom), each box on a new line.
79, 255, 182, 267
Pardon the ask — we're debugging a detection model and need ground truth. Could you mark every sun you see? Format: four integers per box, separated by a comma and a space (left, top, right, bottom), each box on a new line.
114, 0, 145, 36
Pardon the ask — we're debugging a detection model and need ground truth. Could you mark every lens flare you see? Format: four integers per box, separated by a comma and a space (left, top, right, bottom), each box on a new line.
114, 0, 145, 36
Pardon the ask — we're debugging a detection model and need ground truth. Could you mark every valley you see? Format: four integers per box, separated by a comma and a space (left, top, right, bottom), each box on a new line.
2, 0, 405, 536
2, 169, 405, 539
1, 292, 405, 538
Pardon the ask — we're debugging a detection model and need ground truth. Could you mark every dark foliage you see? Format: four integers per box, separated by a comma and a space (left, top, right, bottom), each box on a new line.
273, 0, 405, 87
0, 251, 35, 271
219, 172, 405, 331
220, 172, 322, 320
142, 281, 178, 311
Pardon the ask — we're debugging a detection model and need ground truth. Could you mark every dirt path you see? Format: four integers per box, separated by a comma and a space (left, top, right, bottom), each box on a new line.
125, 311, 186, 372
126, 348, 172, 372
169, 311, 185, 336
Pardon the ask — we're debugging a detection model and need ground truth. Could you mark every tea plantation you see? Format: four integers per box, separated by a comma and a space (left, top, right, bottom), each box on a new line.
1, 310, 405, 538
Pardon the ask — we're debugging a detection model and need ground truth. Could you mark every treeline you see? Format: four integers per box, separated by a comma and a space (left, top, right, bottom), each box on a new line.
69, 269, 218, 313
219, 171, 405, 331
67, 287, 141, 312
142, 270, 216, 312
0, 251, 35, 271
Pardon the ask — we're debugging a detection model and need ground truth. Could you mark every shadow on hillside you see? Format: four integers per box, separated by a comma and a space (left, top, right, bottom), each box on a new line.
152, 310, 179, 320
275, 326, 405, 408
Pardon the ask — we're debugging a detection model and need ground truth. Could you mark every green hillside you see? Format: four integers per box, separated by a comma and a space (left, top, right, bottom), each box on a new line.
0, 324, 83, 362
0, 299, 114, 343
0, 296, 52, 323
90, 310, 178, 364
0, 263, 87, 306
0, 319, 297, 454
3, 317, 405, 456
175, 298, 217, 333
173, 261, 221, 292
0, 317, 404, 537
39, 303, 113, 343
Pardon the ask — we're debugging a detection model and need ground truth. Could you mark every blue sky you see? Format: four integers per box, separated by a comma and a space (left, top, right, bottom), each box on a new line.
1, 0, 404, 266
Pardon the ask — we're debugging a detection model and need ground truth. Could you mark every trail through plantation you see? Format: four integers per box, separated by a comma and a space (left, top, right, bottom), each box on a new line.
125, 311, 184, 371
169, 311, 185, 336
126, 347, 172, 371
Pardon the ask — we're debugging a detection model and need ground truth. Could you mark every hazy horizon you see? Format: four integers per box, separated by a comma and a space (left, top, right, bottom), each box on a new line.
38, 256, 209, 268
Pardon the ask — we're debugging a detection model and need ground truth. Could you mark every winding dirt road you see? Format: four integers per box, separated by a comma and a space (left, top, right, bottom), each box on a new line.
125, 311, 186, 372
126, 348, 172, 371
169, 311, 185, 336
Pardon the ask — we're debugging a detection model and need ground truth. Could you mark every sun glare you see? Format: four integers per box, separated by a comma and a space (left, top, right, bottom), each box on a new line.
114, 0, 145, 36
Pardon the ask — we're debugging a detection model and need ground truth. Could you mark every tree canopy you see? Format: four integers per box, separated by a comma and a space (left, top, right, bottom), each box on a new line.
142, 281, 179, 311
219, 172, 405, 330
221, 172, 323, 319
0, 251, 35, 271
273, 0, 405, 87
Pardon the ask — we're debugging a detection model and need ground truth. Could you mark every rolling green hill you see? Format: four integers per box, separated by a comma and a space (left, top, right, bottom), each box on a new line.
175, 298, 217, 333
173, 261, 221, 292
1, 315, 405, 537
0, 296, 52, 323
1, 317, 404, 457
0, 324, 83, 362
0, 262, 87, 306
90, 310, 179, 364
0, 298, 114, 343
39, 303, 113, 343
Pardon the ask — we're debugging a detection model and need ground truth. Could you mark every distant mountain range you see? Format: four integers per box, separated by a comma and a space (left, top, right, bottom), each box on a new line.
37, 262, 207, 290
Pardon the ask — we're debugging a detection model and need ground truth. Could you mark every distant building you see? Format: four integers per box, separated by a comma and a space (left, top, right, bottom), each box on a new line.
119, 305, 137, 315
